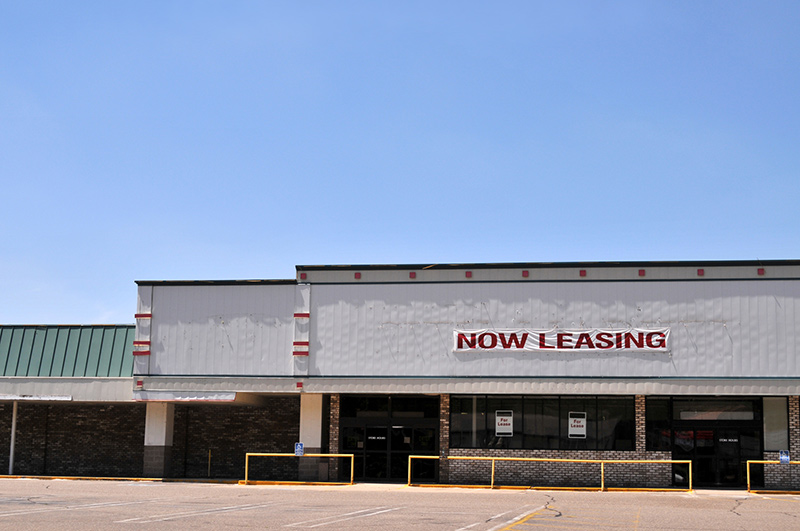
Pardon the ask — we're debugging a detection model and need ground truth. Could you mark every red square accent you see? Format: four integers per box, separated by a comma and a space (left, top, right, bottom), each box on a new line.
296, 382, 303, 389
697, 269, 704, 276
639, 269, 646, 277
758, 268, 765, 276
300, 272, 307, 280
465, 271, 472, 278
136, 380, 143, 387
409, 272, 416, 279
354, 272, 361, 279
580, 270, 587, 277
522, 270, 529, 278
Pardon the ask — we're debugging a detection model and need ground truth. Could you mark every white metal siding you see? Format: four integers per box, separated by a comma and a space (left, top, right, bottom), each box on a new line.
148, 285, 295, 376
309, 280, 800, 378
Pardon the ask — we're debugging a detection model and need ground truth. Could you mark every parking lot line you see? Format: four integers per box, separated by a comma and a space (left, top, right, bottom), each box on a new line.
114, 502, 276, 523
0, 500, 151, 518
284, 506, 403, 528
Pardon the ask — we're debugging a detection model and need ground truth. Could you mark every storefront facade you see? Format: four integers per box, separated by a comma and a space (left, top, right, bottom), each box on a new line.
129, 260, 800, 488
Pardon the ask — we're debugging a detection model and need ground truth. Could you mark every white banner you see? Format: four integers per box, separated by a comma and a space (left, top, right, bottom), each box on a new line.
454, 328, 669, 352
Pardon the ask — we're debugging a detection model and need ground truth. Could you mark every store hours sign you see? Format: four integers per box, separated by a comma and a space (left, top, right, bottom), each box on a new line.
454, 328, 669, 353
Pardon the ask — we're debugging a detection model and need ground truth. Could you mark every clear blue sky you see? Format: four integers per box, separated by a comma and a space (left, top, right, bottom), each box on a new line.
2, 1, 799, 324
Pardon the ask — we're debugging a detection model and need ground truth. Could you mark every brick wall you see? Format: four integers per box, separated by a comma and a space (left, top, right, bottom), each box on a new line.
168, 397, 300, 480
0, 402, 145, 477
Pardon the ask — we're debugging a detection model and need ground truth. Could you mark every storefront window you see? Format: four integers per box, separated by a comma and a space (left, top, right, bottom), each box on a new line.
673, 399, 756, 421
450, 396, 486, 448
523, 397, 560, 449
560, 398, 597, 450
450, 395, 634, 451
598, 398, 635, 450
646, 398, 672, 451
486, 397, 523, 449
341, 396, 388, 418
763, 397, 789, 451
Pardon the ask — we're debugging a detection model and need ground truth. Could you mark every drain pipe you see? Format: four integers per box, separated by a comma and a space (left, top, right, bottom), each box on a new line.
9, 401, 18, 475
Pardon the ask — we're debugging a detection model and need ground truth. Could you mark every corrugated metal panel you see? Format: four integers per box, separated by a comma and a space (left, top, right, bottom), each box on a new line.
146, 285, 295, 376
0, 326, 134, 377
309, 280, 800, 379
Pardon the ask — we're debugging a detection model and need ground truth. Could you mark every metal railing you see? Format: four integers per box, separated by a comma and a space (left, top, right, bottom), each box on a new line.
408, 455, 692, 491
746, 460, 800, 493
240, 452, 355, 485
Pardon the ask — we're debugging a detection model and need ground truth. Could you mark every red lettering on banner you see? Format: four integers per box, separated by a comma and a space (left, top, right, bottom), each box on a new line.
557, 333, 573, 349
457, 333, 477, 349
575, 333, 594, 348
478, 333, 497, 349
499, 332, 529, 349
539, 333, 554, 349
456, 329, 667, 351
595, 332, 613, 349
624, 332, 644, 349
646, 332, 666, 348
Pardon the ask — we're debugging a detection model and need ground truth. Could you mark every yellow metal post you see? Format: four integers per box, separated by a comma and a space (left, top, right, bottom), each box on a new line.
747, 461, 751, 491
491, 458, 496, 488
601, 462, 605, 491
244, 454, 250, 484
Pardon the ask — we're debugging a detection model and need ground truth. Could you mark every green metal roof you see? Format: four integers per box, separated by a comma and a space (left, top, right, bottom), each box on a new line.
0, 325, 134, 378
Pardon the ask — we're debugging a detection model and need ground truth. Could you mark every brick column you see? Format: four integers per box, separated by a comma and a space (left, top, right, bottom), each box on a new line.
439, 394, 450, 484
328, 394, 340, 481
789, 397, 800, 454
635, 395, 646, 455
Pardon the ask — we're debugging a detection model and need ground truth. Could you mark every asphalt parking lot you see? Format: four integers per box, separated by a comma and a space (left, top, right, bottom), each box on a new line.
0, 478, 799, 530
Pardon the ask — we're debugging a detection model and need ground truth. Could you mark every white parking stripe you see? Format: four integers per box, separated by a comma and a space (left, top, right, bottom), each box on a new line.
306, 507, 403, 528
0, 500, 151, 518
284, 506, 403, 528
115, 502, 275, 523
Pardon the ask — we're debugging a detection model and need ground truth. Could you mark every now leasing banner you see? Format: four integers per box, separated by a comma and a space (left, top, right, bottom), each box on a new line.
454, 328, 669, 353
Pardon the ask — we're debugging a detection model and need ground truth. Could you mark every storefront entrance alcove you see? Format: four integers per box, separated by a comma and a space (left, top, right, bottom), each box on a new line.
339, 395, 439, 482
668, 399, 763, 488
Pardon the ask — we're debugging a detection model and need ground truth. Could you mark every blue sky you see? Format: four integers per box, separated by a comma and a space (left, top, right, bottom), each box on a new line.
1, 1, 799, 324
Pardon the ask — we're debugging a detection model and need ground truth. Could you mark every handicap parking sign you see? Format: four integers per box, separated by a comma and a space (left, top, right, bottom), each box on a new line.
780, 450, 790, 464
295, 442, 304, 456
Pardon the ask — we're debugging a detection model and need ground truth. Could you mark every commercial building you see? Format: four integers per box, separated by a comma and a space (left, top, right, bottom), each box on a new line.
3, 260, 800, 488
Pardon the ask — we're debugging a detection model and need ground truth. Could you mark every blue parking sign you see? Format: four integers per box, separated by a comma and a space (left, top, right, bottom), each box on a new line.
780, 450, 790, 464
295, 442, 304, 456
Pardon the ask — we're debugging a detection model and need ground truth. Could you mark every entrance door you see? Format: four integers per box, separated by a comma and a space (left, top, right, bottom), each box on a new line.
672, 428, 762, 487
339, 395, 440, 482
